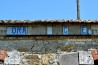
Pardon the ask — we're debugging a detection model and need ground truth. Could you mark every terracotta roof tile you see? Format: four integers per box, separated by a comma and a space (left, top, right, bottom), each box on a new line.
0, 20, 98, 23
91, 49, 98, 60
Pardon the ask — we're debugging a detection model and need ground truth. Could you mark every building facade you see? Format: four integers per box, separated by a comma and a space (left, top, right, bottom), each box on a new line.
0, 20, 98, 53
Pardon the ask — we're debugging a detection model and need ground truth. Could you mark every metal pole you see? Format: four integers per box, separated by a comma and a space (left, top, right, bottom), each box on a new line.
77, 0, 80, 20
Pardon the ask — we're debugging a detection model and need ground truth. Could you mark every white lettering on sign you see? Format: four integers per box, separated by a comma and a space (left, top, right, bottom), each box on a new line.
7, 27, 27, 35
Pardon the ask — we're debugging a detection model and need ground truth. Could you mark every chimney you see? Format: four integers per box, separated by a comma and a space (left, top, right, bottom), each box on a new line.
77, 0, 80, 20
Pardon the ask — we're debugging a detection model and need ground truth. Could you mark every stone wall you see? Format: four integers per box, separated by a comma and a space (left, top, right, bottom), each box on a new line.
0, 39, 98, 53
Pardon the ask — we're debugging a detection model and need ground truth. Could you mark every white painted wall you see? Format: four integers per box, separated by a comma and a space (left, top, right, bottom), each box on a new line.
4, 50, 20, 64
79, 51, 94, 64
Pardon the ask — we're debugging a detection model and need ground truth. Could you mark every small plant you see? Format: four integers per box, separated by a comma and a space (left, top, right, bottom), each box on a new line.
60, 45, 75, 52
25, 55, 40, 59
18, 47, 28, 52
25, 54, 41, 65
1, 48, 7, 51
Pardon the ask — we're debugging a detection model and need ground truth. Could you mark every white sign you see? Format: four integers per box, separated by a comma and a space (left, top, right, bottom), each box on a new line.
63, 26, 68, 35
7, 27, 27, 35
81, 26, 87, 35
47, 26, 52, 35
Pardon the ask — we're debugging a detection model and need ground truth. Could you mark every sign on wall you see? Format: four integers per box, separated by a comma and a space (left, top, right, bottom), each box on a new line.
7, 27, 27, 35
63, 26, 68, 35
81, 26, 87, 35
47, 26, 52, 35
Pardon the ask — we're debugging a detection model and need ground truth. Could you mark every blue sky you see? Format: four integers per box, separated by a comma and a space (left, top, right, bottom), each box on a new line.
0, 0, 97, 20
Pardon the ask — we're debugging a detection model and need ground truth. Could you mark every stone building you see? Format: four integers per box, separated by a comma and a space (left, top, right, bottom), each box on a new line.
0, 20, 98, 53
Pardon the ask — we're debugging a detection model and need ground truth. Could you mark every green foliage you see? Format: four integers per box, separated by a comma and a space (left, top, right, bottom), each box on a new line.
60, 45, 75, 52
18, 47, 29, 52
25, 54, 41, 65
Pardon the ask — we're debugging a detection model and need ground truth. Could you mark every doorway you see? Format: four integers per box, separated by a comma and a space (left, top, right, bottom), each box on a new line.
94, 60, 98, 65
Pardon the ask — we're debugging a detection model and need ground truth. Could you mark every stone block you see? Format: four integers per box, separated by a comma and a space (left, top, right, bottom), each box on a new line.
58, 52, 79, 65
79, 51, 94, 65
